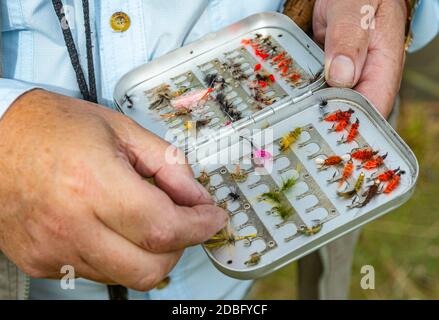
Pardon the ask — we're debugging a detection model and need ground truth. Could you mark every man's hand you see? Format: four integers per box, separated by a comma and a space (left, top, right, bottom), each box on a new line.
313, 0, 407, 117
0, 90, 227, 291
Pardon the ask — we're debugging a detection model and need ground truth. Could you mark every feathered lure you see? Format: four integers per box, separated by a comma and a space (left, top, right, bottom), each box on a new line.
279, 127, 302, 151
170, 88, 213, 110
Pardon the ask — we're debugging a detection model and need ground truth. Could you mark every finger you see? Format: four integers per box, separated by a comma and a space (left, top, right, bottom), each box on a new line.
73, 257, 116, 284
354, 50, 403, 118
19, 251, 114, 284
353, 2, 407, 117
14, 218, 113, 284
48, 261, 116, 284
321, 0, 377, 88
78, 217, 183, 291
139, 200, 229, 253
120, 122, 213, 207
94, 161, 228, 253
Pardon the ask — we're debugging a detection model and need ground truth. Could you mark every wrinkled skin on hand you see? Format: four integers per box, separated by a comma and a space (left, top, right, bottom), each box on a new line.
0, 90, 227, 291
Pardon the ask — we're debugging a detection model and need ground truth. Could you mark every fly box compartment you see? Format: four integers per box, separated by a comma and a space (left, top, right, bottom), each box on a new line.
114, 12, 419, 279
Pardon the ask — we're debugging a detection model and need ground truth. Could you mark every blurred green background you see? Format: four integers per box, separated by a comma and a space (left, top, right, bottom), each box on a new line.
248, 36, 439, 299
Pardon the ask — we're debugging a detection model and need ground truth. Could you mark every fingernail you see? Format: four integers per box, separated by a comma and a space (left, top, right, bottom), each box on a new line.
327, 55, 355, 87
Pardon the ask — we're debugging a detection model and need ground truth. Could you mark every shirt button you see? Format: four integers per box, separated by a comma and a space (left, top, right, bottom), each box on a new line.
110, 12, 131, 32
155, 276, 171, 290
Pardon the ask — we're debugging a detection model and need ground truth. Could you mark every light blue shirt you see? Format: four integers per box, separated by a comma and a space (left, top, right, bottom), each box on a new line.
409, 0, 439, 52
1, 0, 438, 300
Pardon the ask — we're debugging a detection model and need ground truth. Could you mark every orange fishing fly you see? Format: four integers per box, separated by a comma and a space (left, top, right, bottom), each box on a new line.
345, 118, 360, 142
376, 168, 402, 182
272, 51, 286, 62
361, 153, 388, 170
383, 171, 404, 194
339, 160, 354, 185
321, 108, 354, 122
315, 154, 351, 168
330, 119, 350, 132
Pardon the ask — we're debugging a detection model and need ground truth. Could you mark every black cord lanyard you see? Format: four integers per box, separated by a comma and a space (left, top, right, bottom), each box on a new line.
52, 0, 127, 300
52, 0, 97, 103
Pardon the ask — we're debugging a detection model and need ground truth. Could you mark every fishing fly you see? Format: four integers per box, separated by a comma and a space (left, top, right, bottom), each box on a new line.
360, 153, 388, 170
216, 92, 242, 121
149, 87, 173, 110
197, 170, 210, 186
253, 148, 273, 162
258, 187, 282, 204
348, 179, 382, 208
280, 175, 297, 193
222, 62, 248, 82
226, 186, 240, 202
315, 154, 351, 170
286, 72, 302, 85
383, 171, 405, 194
302, 67, 323, 86
249, 78, 277, 108
270, 204, 293, 220
258, 174, 297, 204
123, 94, 134, 109
160, 108, 192, 119
329, 160, 354, 186
276, 57, 292, 76
183, 121, 194, 131
329, 118, 350, 133
337, 172, 365, 198
279, 127, 302, 151
254, 72, 276, 88
171, 87, 191, 97
339, 118, 360, 143
276, 57, 292, 68
169, 88, 213, 110
320, 108, 354, 122
204, 223, 257, 249
252, 88, 277, 107
351, 147, 379, 162
205, 73, 227, 90
230, 165, 249, 183
271, 51, 286, 63
245, 252, 262, 266
298, 220, 323, 236
369, 168, 402, 182
239, 136, 272, 167
319, 98, 328, 108
184, 118, 212, 131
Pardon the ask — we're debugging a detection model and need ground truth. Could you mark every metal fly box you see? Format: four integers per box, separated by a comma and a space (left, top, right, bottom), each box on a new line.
113, 12, 419, 279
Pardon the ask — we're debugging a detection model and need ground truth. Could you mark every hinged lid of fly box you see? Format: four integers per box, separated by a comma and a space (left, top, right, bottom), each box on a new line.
113, 12, 326, 153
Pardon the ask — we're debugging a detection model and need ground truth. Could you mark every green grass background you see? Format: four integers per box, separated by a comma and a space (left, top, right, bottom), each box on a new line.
248, 37, 439, 299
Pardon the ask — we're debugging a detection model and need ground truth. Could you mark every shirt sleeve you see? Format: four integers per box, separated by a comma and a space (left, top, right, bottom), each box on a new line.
0, 78, 39, 119
409, 0, 439, 52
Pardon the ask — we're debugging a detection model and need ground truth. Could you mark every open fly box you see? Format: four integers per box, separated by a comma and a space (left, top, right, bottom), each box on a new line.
114, 12, 419, 279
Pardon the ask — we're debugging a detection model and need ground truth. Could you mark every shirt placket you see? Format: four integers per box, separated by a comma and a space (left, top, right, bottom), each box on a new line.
97, 0, 148, 106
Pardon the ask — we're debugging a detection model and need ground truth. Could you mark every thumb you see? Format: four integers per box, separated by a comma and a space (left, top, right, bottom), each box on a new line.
322, 0, 376, 88
120, 120, 214, 207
